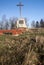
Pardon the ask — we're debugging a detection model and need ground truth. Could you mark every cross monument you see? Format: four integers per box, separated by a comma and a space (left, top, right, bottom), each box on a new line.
17, 2, 24, 18
16, 2, 27, 28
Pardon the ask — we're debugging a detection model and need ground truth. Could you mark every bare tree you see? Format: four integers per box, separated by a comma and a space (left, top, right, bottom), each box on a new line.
0, 21, 3, 30
9, 17, 18, 29
2, 15, 7, 29
5, 20, 9, 30
31, 20, 35, 28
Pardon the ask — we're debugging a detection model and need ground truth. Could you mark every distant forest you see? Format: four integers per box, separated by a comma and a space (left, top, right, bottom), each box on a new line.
31, 19, 44, 28
0, 15, 18, 30
0, 15, 44, 30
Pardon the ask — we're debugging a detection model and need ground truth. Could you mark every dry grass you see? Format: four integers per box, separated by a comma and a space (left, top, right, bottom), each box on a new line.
0, 29, 44, 65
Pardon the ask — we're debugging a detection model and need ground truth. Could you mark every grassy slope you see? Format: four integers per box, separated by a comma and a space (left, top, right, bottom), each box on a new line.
0, 29, 44, 65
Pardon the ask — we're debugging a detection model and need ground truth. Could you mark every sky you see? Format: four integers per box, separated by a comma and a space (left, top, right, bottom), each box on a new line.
0, 0, 44, 27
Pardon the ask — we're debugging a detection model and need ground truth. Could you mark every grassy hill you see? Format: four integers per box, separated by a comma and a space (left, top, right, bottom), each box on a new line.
0, 28, 44, 65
